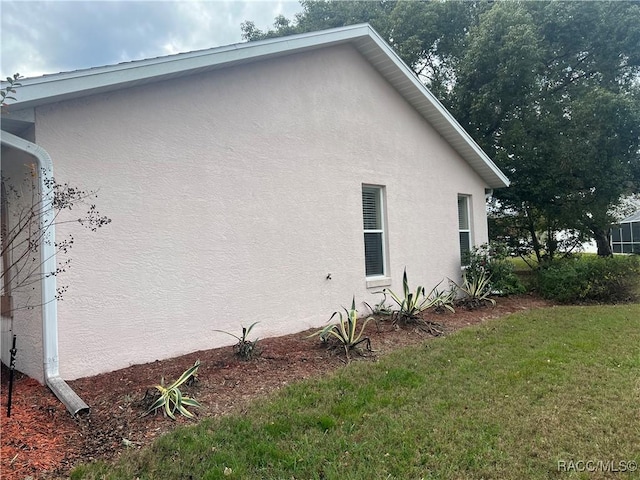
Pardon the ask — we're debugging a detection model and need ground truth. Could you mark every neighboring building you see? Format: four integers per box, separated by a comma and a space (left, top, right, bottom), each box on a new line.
611, 211, 640, 253
1, 24, 508, 412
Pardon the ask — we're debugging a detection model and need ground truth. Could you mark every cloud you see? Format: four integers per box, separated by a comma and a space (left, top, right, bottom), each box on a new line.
1, 1, 302, 79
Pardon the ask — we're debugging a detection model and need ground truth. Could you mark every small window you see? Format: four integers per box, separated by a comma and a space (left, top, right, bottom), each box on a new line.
362, 186, 386, 277
458, 195, 472, 263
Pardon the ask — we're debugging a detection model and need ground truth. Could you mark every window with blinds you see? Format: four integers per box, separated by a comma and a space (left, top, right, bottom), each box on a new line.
458, 195, 471, 263
362, 186, 386, 277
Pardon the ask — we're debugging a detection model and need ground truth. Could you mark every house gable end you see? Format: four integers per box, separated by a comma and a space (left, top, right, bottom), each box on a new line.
1, 24, 508, 189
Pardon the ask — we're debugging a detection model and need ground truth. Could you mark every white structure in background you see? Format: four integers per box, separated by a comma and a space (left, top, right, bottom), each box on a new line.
611, 211, 640, 254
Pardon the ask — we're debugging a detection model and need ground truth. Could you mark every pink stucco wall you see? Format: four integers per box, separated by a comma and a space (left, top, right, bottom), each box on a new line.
29, 44, 490, 380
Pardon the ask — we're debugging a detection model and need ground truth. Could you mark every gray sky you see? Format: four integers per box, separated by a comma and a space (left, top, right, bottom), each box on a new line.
1, 0, 303, 79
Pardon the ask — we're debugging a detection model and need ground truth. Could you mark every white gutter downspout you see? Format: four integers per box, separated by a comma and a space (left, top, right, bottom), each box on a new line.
0, 130, 89, 416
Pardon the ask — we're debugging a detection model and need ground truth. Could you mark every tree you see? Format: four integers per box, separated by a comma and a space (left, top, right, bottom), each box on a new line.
241, 1, 486, 99
243, 1, 640, 258
0, 73, 22, 108
558, 88, 640, 256
242, 1, 397, 42
452, 1, 640, 258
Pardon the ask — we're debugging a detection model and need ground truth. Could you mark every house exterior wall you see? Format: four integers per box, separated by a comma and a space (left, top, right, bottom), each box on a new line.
30, 44, 490, 380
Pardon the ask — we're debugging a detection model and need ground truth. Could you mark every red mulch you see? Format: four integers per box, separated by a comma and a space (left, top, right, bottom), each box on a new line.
0, 295, 551, 479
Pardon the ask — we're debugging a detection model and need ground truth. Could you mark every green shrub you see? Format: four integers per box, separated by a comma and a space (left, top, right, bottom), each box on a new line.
464, 242, 526, 295
535, 255, 640, 303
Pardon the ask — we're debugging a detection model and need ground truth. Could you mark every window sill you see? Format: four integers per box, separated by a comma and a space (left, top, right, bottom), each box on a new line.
366, 276, 392, 289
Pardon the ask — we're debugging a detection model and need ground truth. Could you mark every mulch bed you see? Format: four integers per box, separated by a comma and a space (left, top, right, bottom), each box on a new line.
0, 294, 552, 479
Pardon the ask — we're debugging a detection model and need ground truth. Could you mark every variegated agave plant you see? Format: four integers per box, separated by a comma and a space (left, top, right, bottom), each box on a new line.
214, 321, 261, 360
377, 268, 433, 324
145, 360, 202, 420
452, 269, 496, 309
309, 297, 372, 361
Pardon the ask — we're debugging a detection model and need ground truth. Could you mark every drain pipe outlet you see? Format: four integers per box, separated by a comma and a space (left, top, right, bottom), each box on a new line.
1, 130, 89, 416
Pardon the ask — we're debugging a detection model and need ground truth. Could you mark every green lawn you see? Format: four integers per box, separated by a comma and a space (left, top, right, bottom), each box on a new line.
509, 255, 537, 272
73, 304, 640, 479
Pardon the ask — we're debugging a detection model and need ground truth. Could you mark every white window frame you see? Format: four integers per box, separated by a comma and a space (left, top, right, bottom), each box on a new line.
362, 185, 388, 283
458, 194, 472, 264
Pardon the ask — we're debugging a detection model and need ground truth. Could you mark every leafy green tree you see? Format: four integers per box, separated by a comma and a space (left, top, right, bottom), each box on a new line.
241, 1, 396, 42
1, 73, 22, 110
453, 1, 640, 259
559, 88, 640, 256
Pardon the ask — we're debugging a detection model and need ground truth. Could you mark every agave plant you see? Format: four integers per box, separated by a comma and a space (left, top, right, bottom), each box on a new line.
375, 269, 445, 335
145, 360, 202, 420
451, 269, 496, 309
377, 268, 433, 324
309, 297, 372, 361
426, 281, 457, 314
214, 322, 260, 360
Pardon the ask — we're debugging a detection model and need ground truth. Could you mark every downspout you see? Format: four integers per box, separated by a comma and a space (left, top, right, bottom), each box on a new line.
0, 130, 89, 416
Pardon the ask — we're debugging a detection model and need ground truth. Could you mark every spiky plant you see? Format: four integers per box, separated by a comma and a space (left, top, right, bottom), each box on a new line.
145, 360, 202, 420
309, 297, 372, 361
451, 270, 496, 309
215, 322, 261, 360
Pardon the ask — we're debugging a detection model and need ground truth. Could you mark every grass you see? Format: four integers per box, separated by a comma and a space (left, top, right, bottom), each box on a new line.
509, 255, 536, 272
72, 304, 640, 479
